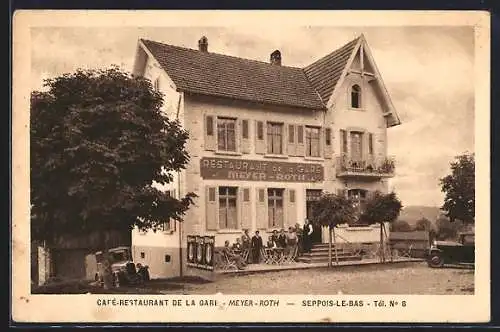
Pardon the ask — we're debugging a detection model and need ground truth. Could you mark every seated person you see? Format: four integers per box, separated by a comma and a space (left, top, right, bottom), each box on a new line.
267, 236, 277, 249
277, 229, 288, 248
223, 240, 246, 270
232, 238, 243, 252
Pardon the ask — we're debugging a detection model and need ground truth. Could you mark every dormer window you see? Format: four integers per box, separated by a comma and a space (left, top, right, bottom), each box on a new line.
351, 84, 361, 109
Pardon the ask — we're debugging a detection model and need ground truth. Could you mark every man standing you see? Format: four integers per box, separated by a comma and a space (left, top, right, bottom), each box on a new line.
251, 230, 263, 263
303, 218, 314, 253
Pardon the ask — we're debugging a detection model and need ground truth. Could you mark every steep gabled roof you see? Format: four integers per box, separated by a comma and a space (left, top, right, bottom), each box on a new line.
140, 39, 326, 110
303, 37, 360, 104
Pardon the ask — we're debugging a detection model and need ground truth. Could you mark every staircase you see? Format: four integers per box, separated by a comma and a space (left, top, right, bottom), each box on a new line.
298, 243, 363, 264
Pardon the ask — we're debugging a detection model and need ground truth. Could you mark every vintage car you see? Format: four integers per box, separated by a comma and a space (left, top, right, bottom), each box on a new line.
94, 246, 150, 287
427, 232, 475, 268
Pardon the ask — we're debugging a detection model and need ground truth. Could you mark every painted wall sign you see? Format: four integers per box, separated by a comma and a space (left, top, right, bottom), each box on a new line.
200, 157, 324, 182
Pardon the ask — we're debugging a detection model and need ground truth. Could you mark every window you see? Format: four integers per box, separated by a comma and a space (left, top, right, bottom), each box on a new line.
350, 131, 363, 161
267, 122, 283, 154
351, 84, 361, 109
218, 187, 238, 229
217, 117, 236, 151
268, 188, 284, 228
305, 126, 320, 157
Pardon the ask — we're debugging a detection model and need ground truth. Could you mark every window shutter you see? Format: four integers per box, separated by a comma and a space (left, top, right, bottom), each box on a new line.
282, 124, 288, 155
285, 189, 297, 230
340, 129, 348, 156
375, 131, 386, 161
255, 120, 266, 154
324, 127, 333, 159
255, 188, 268, 230
319, 127, 325, 158
241, 119, 250, 154
362, 132, 369, 162
296, 125, 305, 156
204, 115, 216, 151
240, 188, 252, 230
287, 124, 296, 156
236, 119, 242, 153
206, 186, 218, 231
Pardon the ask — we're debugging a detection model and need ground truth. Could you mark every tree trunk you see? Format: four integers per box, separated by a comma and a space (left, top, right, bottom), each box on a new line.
380, 223, 385, 263
383, 223, 392, 262
328, 227, 332, 268
333, 226, 339, 266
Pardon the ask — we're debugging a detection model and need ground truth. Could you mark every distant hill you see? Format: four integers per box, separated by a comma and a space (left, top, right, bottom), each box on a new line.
398, 206, 444, 227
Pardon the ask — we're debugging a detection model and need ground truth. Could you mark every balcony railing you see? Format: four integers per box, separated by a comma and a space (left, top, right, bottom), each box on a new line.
336, 154, 396, 178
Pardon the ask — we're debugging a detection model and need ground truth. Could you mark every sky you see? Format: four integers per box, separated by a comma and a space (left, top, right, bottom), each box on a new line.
30, 25, 475, 207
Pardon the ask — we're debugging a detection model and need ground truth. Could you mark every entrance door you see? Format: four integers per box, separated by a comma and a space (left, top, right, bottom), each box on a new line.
306, 190, 323, 244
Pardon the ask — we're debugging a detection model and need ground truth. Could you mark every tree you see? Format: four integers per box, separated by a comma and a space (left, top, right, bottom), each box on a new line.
414, 217, 432, 232
311, 193, 357, 267
391, 220, 412, 232
434, 216, 465, 240
31, 67, 196, 288
439, 153, 475, 224
360, 191, 403, 262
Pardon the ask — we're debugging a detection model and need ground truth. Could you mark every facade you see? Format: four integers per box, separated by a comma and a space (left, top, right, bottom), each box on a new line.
131, 35, 401, 279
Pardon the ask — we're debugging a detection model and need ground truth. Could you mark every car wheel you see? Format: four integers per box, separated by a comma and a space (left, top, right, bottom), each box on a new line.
428, 254, 444, 268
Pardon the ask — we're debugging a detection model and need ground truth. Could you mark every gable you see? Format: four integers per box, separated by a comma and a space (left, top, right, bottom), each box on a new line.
303, 37, 360, 104
339, 35, 401, 127
304, 35, 401, 128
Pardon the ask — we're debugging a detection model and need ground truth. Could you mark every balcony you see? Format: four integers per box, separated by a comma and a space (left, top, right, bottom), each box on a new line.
336, 155, 395, 179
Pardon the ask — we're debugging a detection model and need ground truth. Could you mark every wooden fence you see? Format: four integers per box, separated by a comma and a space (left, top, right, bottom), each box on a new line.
389, 231, 430, 259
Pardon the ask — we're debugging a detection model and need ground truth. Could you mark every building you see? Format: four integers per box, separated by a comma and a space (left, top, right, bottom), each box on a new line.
131, 34, 401, 278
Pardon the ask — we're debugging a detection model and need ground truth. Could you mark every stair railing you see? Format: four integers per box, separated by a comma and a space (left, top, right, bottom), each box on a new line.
332, 232, 363, 257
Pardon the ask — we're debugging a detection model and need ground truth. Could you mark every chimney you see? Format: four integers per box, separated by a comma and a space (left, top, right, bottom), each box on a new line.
198, 36, 208, 52
270, 50, 281, 66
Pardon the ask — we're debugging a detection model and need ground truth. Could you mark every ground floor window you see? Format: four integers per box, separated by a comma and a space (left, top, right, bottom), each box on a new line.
268, 188, 284, 229
219, 187, 238, 229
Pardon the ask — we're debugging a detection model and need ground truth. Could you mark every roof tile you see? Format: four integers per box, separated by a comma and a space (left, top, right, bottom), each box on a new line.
140, 37, 360, 111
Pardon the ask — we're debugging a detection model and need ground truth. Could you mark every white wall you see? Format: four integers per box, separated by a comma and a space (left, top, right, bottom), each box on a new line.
130, 51, 185, 278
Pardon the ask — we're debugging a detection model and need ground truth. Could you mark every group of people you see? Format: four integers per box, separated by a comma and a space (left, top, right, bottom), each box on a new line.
220, 219, 316, 270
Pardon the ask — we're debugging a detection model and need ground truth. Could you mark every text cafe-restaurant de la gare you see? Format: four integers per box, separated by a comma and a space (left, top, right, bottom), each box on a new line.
131, 34, 400, 279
